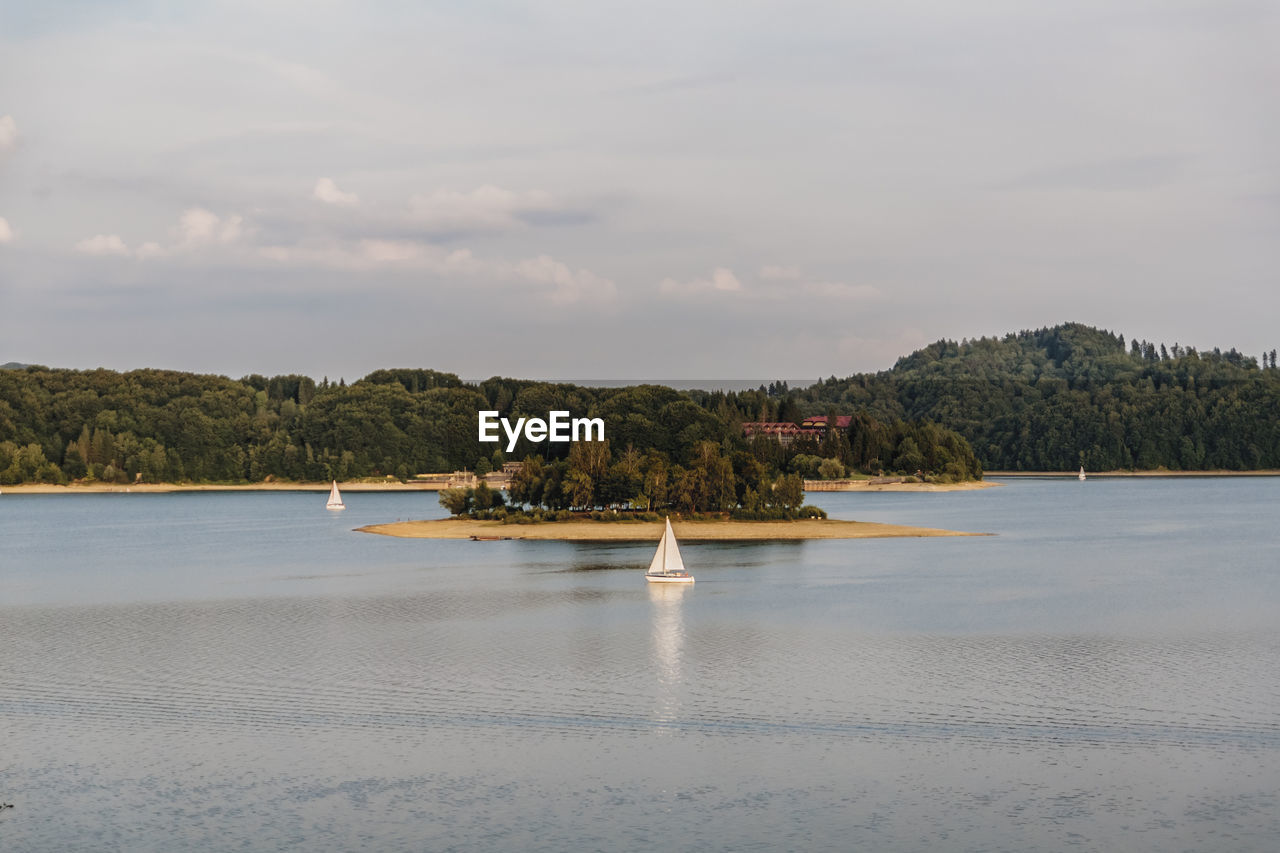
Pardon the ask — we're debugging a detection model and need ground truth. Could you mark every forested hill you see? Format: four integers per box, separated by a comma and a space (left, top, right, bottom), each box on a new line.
791, 323, 1280, 471
3, 322, 1276, 486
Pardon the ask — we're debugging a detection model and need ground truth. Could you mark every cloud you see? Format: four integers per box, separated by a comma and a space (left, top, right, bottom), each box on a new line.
659, 267, 743, 296
313, 177, 359, 206
258, 239, 474, 273
73, 208, 243, 259
65, 182, 610, 303
0, 115, 15, 155
661, 264, 882, 303
174, 208, 243, 248
409, 185, 561, 231
75, 234, 131, 256
0, 217, 12, 244
258, 238, 615, 304
756, 266, 882, 301
508, 255, 617, 304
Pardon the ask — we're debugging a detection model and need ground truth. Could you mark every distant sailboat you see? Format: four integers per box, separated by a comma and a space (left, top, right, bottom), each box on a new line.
1078, 466, 1086, 481
326, 480, 346, 511
646, 518, 694, 584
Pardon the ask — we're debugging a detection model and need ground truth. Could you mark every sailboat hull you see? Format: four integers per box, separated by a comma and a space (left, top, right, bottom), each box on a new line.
645, 573, 694, 584
326, 504, 346, 511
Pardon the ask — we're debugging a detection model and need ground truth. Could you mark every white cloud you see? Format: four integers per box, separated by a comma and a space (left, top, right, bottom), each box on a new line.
75, 234, 131, 256
661, 265, 882, 303
0, 115, 16, 154
660, 267, 743, 296
313, 177, 359, 206
258, 238, 614, 304
73, 209, 244, 260
409, 185, 559, 231
0, 217, 12, 244
359, 239, 426, 265
508, 255, 617, 304
175, 208, 243, 248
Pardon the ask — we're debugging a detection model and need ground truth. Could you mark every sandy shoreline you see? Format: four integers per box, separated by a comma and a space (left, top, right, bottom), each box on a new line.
0, 480, 444, 494
7, 470, 1269, 495
357, 517, 987, 541
804, 479, 998, 492
986, 470, 1280, 478
0, 479, 994, 495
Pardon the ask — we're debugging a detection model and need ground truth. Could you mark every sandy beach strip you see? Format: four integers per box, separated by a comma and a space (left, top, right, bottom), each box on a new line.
803, 479, 998, 492
986, 470, 1280, 478
0, 480, 449, 494
2, 479, 993, 495
357, 517, 987, 541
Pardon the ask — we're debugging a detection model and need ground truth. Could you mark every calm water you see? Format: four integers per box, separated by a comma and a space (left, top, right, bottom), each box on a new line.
2, 480, 1278, 851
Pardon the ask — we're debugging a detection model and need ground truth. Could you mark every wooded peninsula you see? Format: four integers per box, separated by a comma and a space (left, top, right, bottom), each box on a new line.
3, 324, 1278, 512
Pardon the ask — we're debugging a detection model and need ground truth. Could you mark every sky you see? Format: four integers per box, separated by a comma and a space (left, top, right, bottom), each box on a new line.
2, 0, 1278, 382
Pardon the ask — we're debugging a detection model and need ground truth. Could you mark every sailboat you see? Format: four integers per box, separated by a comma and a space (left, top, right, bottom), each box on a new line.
326, 480, 346, 511
646, 518, 693, 584
1078, 466, 1086, 481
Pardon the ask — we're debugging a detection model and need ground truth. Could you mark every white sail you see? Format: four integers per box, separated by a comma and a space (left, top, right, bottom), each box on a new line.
326, 480, 345, 510
647, 518, 685, 574
1078, 466, 1086, 481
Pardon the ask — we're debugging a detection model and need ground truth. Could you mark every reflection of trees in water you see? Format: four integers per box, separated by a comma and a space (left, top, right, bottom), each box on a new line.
649, 583, 688, 728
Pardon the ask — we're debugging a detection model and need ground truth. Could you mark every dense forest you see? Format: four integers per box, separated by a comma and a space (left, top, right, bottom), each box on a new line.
789, 323, 1280, 471
0, 364, 980, 512
5, 322, 1271, 495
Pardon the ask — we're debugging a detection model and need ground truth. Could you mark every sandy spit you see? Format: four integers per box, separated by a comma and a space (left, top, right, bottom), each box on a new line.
357, 517, 987, 541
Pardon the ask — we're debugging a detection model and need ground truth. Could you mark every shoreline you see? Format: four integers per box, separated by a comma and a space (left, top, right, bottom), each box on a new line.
0, 479, 993, 495
803, 479, 997, 492
0, 480, 444, 494
7, 469, 1272, 495
986, 470, 1280, 478
357, 517, 988, 541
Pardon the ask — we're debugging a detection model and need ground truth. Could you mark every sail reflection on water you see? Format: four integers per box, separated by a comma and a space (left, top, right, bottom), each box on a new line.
648, 582, 689, 729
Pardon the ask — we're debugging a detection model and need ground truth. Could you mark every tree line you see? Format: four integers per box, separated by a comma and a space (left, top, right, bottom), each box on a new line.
14, 321, 1264, 489
439, 440, 818, 519
0, 365, 980, 498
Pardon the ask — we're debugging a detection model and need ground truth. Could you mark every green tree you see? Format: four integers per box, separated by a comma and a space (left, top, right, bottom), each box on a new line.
769, 473, 804, 510
817, 457, 845, 480
439, 488, 471, 516
563, 468, 595, 510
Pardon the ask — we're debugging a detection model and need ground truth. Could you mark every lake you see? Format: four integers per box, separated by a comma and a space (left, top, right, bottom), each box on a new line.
2, 479, 1278, 851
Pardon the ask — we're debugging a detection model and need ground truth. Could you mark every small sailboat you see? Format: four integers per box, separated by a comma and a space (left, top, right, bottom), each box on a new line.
1078, 466, 1086, 481
326, 480, 346, 511
646, 518, 693, 584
